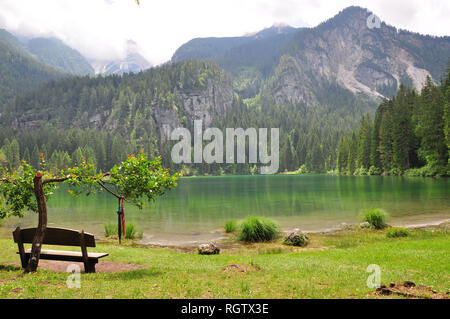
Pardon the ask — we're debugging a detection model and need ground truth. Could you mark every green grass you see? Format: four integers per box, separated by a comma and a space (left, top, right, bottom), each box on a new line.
361, 209, 389, 230
224, 220, 237, 233
125, 223, 143, 240
0, 228, 449, 299
105, 223, 143, 239
386, 227, 411, 238
104, 224, 116, 237
237, 216, 281, 243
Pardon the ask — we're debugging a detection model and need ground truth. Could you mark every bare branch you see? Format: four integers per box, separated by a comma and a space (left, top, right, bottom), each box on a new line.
43, 177, 71, 184
97, 180, 122, 199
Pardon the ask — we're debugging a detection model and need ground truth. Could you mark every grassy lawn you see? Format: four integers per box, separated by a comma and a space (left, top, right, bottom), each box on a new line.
0, 228, 449, 299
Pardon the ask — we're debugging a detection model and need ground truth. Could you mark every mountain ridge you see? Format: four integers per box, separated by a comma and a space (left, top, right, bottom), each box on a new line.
0, 29, 69, 107
26, 37, 94, 75
173, 6, 450, 103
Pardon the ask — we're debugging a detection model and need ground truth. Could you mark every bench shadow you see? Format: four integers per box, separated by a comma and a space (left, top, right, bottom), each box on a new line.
0, 264, 22, 271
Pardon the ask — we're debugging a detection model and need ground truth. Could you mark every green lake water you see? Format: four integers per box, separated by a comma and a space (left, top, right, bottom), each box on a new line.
1, 175, 449, 246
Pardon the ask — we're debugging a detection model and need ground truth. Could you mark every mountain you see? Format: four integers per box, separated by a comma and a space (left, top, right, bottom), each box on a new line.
172, 24, 298, 62
26, 37, 94, 75
90, 40, 152, 75
0, 29, 68, 108
172, 25, 299, 97
174, 6, 450, 103
0, 29, 28, 52
7, 60, 232, 134
273, 6, 450, 106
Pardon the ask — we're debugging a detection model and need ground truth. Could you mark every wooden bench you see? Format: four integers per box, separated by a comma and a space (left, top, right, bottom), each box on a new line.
13, 227, 108, 273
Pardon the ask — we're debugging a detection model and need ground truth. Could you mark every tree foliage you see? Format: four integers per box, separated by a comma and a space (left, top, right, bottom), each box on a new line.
0, 152, 181, 220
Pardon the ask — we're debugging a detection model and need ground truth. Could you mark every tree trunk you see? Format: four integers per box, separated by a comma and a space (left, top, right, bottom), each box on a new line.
25, 173, 47, 273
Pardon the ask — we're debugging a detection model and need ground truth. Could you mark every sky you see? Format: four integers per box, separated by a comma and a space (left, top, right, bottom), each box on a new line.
0, 0, 449, 65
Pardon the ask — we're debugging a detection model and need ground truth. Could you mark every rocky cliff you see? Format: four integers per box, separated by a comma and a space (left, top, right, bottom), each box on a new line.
267, 6, 450, 106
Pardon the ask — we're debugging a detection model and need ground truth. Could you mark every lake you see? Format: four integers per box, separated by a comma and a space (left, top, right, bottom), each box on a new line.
1, 175, 449, 246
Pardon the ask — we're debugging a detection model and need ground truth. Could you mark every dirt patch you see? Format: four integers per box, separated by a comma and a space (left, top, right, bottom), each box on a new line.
10, 287, 23, 294
373, 281, 449, 299
222, 263, 262, 274
8, 260, 145, 273
0, 278, 17, 285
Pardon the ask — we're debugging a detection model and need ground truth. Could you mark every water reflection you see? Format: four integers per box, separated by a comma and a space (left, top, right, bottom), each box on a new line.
1, 175, 449, 243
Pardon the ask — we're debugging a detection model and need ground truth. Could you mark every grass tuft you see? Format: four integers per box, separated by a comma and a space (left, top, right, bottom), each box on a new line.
224, 220, 238, 233
125, 222, 143, 239
104, 223, 116, 237
361, 208, 389, 230
237, 216, 281, 243
386, 227, 411, 238
105, 223, 143, 239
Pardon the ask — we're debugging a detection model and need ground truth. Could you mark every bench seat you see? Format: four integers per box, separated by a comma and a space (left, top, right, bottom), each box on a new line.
21, 249, 108, 262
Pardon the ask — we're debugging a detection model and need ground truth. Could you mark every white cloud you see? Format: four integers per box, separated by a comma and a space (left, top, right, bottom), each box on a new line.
0, 0, 448, 65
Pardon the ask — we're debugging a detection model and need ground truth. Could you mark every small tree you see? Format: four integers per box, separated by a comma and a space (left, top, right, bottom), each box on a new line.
0, 152, 181, 273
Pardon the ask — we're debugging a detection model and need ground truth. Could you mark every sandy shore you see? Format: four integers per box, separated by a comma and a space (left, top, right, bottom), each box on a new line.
133, 218, 450, 250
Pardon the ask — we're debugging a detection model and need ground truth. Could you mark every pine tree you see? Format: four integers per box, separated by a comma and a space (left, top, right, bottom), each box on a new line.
23, 147, 31, 164
356, 115, 372, 169
337, 136, 350, 174
416, 77, 446, 167
370, 109, 382, 169
347, 133, 357, 175
444, 85, 450, 167
31, 145, 40, 169
378, 109, 393, 172
10, 139, 20, 169
391, 85, 414, 171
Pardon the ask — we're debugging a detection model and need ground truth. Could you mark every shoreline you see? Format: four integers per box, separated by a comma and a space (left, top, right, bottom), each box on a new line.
2, 217, 449, 251
129, 218, 450, 251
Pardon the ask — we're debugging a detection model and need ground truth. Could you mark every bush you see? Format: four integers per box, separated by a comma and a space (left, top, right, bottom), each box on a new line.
361, 209, 389, 230
368, 166, 382, 176
354, 167, 368, 176
224, 220, 238, 233
125, 222, 143, 239
389, 167, 403, 176
104, 223, 116, 237
237, 216, 281, 243
386, 227, 411, 238
406, 164, 447, 177
295, 164, 309, 174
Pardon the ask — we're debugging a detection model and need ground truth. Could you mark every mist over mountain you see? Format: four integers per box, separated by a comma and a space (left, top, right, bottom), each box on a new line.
0, 29, 68, 107
89, 40, 152, 75
26, 37, 94, 76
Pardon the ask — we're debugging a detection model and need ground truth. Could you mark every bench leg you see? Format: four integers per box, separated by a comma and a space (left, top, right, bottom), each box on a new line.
20, 254, 30, 269
84, 261, 96, 273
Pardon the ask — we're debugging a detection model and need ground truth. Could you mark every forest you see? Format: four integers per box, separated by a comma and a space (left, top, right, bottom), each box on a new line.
0, 60, 449, 177
336, 68, 450, 177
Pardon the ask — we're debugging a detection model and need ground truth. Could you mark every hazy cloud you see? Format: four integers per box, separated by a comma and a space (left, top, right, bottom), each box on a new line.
0, 0, 448, 65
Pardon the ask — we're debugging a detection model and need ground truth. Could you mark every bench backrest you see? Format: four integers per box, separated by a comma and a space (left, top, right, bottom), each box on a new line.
13, 227, 96, 247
